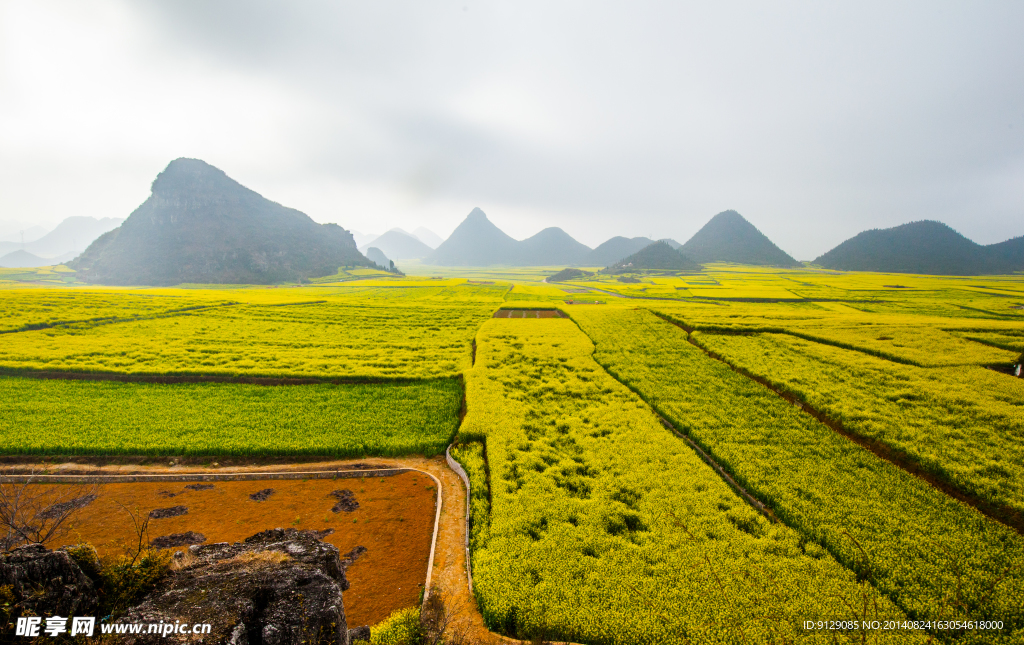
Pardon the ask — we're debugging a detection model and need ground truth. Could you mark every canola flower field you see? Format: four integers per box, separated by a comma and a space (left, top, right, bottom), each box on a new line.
2, 266, 1023, 643
0, 290, 500, 379
456, 319, 914, 644
571, 308, 1024, 639
688, 330, 1024, 515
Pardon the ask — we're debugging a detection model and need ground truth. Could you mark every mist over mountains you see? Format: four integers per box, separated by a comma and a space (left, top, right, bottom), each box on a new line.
359, 229, 434, 260
12, 157, 1020, 280
0, 216, 122, 267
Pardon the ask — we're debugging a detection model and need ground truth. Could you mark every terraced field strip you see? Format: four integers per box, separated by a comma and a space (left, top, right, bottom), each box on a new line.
570, 306, 1024, 640
648, 310, 1024, 532
688, 331, 1024, 532
651, 414, 779, 524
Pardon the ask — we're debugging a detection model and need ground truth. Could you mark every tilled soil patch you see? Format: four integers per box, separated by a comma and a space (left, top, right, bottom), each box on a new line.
38, 494, 98, 519
151, 531, 206, 548
149, 505, 188, 519
249, 488, 275, 501
330, 489, 359, 512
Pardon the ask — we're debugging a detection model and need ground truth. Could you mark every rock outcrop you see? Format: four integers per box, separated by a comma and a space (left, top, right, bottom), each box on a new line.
0, 544, 99, 621
69, 158, 372, 285
114, 528, 362, 644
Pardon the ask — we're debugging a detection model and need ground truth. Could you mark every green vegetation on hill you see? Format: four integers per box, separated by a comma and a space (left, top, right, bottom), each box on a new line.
814, 220, 1023, 275
602, 240, 700, 273
679, 210, 800, 266
547, 268, 593, 282
69, 158, 371, 285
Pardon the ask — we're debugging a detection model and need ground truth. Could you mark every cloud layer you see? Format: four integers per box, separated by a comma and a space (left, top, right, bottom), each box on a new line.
2, 0, 1022, 258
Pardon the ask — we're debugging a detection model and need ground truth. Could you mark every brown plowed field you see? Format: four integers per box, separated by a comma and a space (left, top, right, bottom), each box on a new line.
492, 309, 565, 318
33, 472, 435, 627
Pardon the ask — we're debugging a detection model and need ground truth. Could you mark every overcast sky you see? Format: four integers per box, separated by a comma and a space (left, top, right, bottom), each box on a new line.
1, 1, 1022, 258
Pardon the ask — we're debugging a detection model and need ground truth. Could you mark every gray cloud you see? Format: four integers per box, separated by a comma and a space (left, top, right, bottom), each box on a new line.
1, 0, 1022, 258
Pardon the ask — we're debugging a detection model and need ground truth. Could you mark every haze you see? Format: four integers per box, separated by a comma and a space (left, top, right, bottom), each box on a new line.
1, 1, 1022, 259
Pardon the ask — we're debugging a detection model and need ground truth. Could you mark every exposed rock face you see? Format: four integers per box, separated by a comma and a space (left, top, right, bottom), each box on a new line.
0, 544, 99, 620
114, 529, 358, 644
69, 158, 371, 285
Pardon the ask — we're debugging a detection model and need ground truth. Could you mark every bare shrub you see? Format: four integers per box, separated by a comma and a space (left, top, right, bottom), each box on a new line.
0, 470, 98, 551
420, 586, 476, 645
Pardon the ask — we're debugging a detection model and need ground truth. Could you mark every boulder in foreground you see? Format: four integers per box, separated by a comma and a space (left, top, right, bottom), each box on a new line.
114, 528, 360, 644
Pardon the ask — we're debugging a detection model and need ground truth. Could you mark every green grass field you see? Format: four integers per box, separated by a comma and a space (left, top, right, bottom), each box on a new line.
0, 376, 461, 456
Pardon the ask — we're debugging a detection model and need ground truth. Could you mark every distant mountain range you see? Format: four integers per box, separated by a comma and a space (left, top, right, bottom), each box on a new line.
426, 208, 801, 269
363, 247, 394, 271
584, 237, 654, 266
0, 216, 123, 266
427, 208, 593, 266
14, 169, 1022, 278
0, 249, 72, 268
815, 221, 1024, 275
360, 229, 434, 259
603, 240, 700, 273
70, 158, 371, 285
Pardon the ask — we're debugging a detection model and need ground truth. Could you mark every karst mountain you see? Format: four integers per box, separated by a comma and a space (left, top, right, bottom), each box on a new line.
815, 220, 1024, 275
69, 158, 370, 285
679, 210, 800, 266
427, 208, 592, 266
603, 240, 701, 273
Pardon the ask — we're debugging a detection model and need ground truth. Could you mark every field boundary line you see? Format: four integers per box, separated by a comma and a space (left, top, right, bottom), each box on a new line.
0, 302, 240, 336
421, 469, 443, 610
649, 312, 1024, 535
654, 415, 779, 523
0, 369, 455, 387
561, 313, 779, 524
0, 467, 411, 484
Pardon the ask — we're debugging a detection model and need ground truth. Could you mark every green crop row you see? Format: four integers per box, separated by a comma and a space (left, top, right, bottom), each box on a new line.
690, 330, 1024, 516
570, 307, 1024, 642
450, 441, 491, 553
0, 376, 461, 456
459, 318, 914, 644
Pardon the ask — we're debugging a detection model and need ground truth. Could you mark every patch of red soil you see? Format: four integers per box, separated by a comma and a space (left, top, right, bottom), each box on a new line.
38, 472, 435, 627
